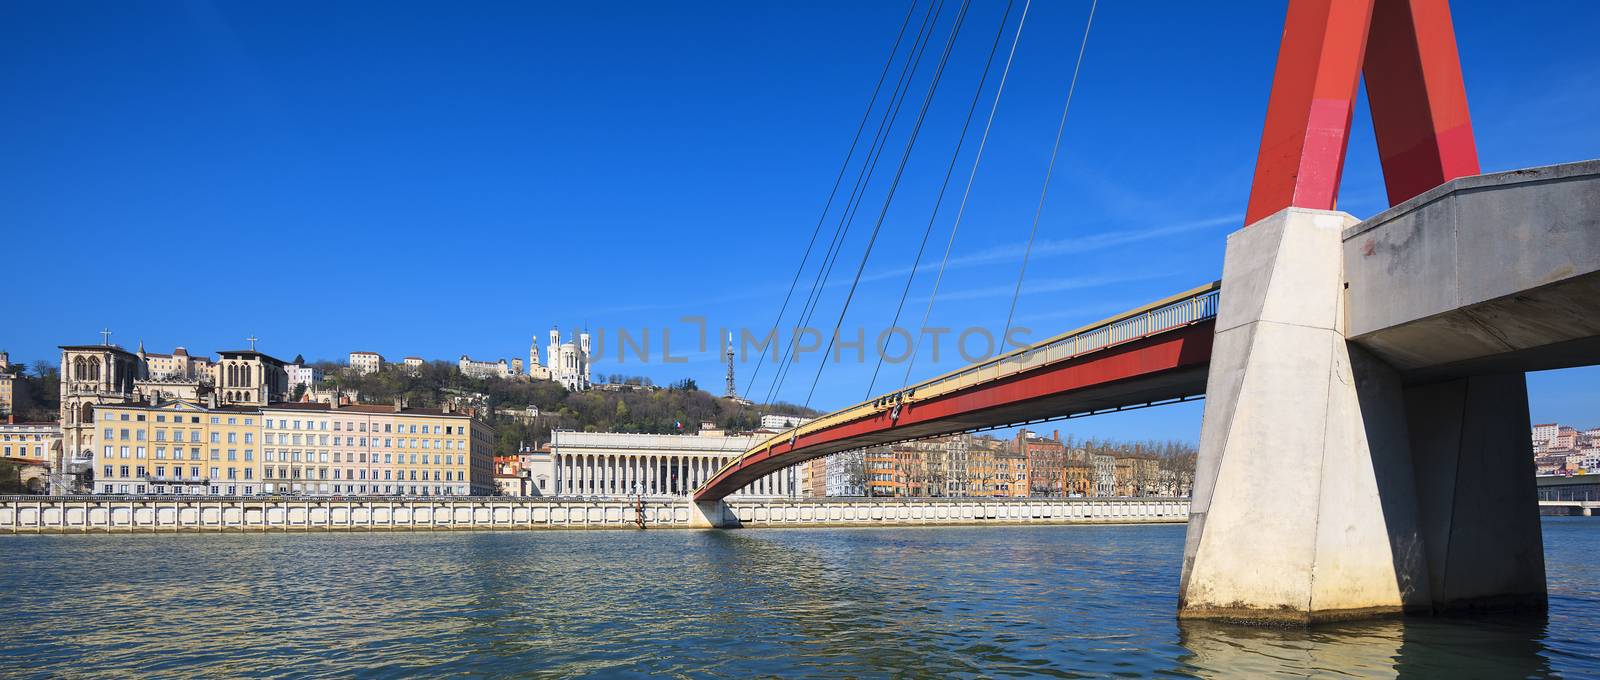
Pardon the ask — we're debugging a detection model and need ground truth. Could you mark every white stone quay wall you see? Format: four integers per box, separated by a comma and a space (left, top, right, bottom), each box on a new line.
0, 496, 1189, 534
720, 497, 1190, 527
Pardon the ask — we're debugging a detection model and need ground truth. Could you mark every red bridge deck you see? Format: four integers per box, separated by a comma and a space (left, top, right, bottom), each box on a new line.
694, 283, 1220, 502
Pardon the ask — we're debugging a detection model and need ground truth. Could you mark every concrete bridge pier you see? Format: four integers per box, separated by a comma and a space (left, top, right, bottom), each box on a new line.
688, 500, 739, 528
1179, 207, 1545, 624
1403, 374, 1545, 612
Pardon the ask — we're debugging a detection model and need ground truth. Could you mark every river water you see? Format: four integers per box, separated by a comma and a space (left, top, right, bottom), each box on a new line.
1, 519, 1596, 678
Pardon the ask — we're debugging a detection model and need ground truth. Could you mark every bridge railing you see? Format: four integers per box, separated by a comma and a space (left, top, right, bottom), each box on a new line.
732, 282, 1222, 467
902, 282, 1219, 406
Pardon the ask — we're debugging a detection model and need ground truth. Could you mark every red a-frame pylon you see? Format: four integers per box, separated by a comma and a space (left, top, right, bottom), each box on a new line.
1246, 0, 1481, 225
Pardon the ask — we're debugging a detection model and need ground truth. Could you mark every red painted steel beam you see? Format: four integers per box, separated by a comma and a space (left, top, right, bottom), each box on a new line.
1244, 0, 1479, 226
1364, 0, 1479, 205
694, 322, 1214, 502
1245, 0, 1375, 226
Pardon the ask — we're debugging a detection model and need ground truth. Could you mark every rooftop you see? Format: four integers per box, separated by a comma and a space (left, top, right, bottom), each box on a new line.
59, 344, 137, 355
216, 349, 288, 365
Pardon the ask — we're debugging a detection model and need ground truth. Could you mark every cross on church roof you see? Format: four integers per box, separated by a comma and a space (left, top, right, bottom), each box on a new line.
100, 328, 112, 345
247, 335, 258, 351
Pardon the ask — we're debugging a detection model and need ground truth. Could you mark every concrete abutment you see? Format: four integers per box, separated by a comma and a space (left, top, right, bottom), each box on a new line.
1179, 208, 1545, 625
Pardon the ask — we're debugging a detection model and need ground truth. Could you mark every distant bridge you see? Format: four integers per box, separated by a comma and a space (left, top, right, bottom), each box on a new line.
1539, 500, 1599, 517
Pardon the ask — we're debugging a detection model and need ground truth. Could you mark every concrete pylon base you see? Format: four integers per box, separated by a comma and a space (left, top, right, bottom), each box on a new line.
1178, 208, 1545, 624
1180, 209, 1424, 624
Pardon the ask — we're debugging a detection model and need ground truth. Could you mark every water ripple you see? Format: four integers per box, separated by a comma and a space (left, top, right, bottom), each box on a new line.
0, 521, 1596, 678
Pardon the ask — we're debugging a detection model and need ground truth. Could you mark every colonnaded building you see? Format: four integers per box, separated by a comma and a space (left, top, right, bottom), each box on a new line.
547, 424, 798, 498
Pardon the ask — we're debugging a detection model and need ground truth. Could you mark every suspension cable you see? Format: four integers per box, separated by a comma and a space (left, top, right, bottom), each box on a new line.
760, 0, 947, 409
864, 0, 1019, 399
1001, 0, 1098, 343
895, 0, 1034, 396
741, 0, 922, 400
802, 0, 976, 412
773, 0, 955, 410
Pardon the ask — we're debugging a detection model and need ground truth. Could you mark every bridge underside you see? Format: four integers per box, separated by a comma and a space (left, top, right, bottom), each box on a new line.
1343, 160, 1600, 384
694, 322, 1214, 501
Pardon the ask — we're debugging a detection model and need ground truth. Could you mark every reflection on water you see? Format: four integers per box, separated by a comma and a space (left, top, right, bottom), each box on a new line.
0, 519, 1595, 678
1178, 616, 1560, 678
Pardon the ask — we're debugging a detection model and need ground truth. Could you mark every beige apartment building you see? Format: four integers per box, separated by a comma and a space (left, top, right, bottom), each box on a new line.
348, 351, 385, 375
260, 402, 496, 496
92, 400, 263, 495
89, 399, 495, 496
1, 421, 59, 461
0, 351, 18, 416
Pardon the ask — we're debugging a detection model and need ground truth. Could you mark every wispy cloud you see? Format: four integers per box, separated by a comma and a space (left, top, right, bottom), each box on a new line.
855, 212, 1237, 285
930, 270, 1176, 303
590, 212, 1237, 315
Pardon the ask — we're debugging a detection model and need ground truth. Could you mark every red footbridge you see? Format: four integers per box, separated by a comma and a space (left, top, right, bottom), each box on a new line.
694, 283, 1220, 501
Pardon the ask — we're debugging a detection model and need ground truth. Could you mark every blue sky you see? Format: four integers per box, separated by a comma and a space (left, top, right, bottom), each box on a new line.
4, 1, 1598, 438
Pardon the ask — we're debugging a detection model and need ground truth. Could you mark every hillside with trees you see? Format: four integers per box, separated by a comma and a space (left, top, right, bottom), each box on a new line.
2, 361, 60, 423
314, 360, 817, 454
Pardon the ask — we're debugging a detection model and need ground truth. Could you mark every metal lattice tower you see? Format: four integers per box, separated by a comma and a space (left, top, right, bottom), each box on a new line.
724, 331, 737, 399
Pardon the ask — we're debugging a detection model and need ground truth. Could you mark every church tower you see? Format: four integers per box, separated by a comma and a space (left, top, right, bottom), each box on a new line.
547, 326, 560, 378
58, 332, 143, 492
544, 326, 592, 391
